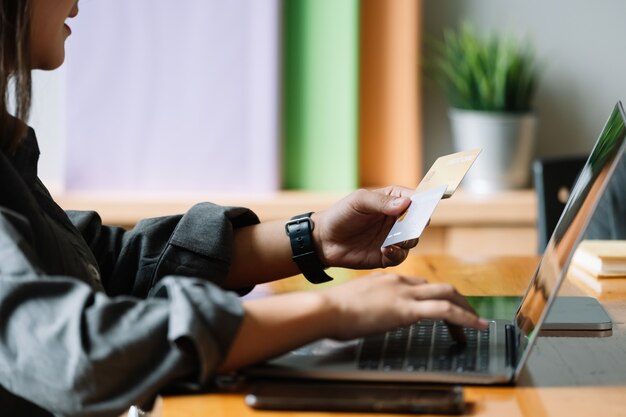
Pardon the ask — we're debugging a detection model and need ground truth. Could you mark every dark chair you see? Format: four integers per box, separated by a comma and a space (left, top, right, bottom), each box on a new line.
533, 155, 587, 253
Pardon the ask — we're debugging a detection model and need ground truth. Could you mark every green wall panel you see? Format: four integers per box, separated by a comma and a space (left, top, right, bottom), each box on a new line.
283, 0, 359, 191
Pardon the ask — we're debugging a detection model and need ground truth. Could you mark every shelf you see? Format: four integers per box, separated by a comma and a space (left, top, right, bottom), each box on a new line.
54, 190, 346, 227
55, 189, 535, 226
434, 189, 536, 226
54, 188, 538, 256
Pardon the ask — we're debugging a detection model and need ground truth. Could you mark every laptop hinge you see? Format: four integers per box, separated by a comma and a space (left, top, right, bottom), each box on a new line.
505, 324, 518, 368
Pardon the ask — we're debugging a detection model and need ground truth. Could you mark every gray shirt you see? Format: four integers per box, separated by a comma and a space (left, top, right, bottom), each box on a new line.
0, 129, 260, 417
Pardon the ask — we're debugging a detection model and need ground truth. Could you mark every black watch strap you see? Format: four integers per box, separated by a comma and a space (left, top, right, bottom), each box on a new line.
285, 212, 333, 284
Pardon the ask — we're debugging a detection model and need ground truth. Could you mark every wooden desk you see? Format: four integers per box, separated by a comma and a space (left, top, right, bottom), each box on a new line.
161, 255, 626, 417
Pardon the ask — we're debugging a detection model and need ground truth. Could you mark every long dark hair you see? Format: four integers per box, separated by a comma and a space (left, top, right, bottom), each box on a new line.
0, 0, 32, 153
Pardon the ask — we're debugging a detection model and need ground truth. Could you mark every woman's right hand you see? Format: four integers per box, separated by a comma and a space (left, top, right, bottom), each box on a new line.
218, 272, 488, 373
320, 272, 489, 341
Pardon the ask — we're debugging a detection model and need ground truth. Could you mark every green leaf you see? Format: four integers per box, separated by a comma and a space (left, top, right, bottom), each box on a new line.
428, 22, 540, 112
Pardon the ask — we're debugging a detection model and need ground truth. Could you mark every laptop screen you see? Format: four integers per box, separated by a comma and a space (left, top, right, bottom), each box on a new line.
513, 102, 626, 375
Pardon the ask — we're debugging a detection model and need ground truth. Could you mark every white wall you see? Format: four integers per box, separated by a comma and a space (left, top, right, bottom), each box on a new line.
30, 0, 281, 196
423, 0, 626, 168
29, 69, 66, 193
33, 1, 626, 190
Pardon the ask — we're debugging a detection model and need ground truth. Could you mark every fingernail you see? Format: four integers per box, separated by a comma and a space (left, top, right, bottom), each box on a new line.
478, 318, 490, 328
391, 197, 404, 207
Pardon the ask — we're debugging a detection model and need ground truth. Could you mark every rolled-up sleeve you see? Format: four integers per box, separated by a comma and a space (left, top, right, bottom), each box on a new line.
0, 208, 247, 417
67, 203, 260, 297
0, 275, 244, 417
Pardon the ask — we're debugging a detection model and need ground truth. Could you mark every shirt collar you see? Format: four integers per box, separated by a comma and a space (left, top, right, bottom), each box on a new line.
9, 127, 40, 182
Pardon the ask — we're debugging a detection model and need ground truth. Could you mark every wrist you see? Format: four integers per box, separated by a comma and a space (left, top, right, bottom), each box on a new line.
310, 211, 328, 267
317, 288, 342, 339
285, 212, 333, 284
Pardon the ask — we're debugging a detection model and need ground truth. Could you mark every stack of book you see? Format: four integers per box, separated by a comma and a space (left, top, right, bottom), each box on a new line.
569, 240, 626, 295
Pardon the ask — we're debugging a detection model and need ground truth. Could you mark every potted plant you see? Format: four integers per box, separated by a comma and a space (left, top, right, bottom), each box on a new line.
433, 24, 540, 193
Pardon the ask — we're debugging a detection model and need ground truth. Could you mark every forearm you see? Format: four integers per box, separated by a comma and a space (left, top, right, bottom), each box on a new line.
225, 219, 304, 288
217, 290, 335, 372
223, 188, 417, 288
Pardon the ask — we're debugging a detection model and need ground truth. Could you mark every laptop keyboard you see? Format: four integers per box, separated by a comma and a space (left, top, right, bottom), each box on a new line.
357, 320, 490, 373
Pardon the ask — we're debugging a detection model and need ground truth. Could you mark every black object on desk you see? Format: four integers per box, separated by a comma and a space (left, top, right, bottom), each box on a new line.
245, 380, 464, 414
533, 155, 587, 253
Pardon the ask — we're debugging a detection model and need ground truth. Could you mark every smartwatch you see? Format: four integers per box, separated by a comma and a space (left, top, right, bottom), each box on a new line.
285, 212, 333, 284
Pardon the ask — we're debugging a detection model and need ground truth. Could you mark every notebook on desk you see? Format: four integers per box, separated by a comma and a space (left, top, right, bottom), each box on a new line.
247, 102, 626, 385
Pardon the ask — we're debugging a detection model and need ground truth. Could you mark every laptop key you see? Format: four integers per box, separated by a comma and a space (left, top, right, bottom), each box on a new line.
358, 333, 385, 370
357, 320, 491, 374
382, 327, 409, 370
406, 321, 433, 371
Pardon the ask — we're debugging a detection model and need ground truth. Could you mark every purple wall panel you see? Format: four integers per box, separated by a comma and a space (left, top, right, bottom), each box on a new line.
64, 1, 280, 194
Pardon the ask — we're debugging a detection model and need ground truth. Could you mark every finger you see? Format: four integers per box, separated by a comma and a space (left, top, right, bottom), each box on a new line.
414, 300, 489, 330
364, 272, 423, 284
377, 185, 416, 199
398, 275, 428, 285
384, 196, 412, 216
381, 246, 409, 267
412, 283, 477, 315
446, 322, 467, 345
348, 189, 410, 217
395, 238, 419, 250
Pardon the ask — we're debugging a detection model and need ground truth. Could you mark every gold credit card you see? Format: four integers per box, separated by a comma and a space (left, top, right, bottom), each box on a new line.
415, 149, 481, 198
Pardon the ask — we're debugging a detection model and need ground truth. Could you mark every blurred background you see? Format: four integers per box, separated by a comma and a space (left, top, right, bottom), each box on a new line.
28, 0, 626, 255
32, 0, 626, 192
423, 0, 626, 171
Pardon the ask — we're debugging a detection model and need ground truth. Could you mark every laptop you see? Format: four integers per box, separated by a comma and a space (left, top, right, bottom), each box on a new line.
248, 102, 626, 385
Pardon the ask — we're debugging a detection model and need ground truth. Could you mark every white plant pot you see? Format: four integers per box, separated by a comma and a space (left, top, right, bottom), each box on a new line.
449, 109, 537, 193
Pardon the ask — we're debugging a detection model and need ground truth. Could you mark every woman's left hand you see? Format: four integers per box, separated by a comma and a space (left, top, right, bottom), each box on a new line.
312, 186, 419, 269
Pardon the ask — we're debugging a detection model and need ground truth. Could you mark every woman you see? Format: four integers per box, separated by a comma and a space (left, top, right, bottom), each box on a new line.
0, 1, 488, 416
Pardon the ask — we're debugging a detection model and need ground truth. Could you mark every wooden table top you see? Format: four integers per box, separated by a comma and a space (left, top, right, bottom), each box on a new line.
161, 255, 626, 417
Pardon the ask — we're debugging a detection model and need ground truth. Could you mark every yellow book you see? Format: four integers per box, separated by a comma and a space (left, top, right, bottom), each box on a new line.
568, 265, 626, 295
571, 240, 626, 275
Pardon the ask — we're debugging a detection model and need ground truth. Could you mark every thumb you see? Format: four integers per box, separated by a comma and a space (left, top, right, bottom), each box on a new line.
351, 190, 411, 216
383, 196, 411, 216
384, 195, 412, 216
